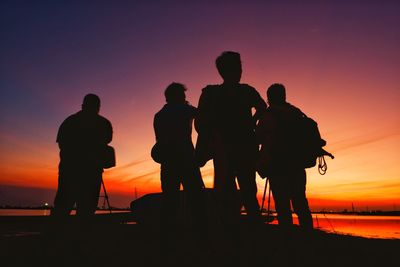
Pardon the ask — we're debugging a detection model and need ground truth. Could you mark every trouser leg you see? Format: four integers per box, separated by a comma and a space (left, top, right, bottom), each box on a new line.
161, 164, 181, 226
270, 177, 293, 227
291, 170, 313, 229
181, 163, 206, 227
236, 168, 261, 221
52, 173, 76, 219
159, 164, 182, 265
76, 172, 102, 220
213, 152, 241, 266
181, 162, 210, 259
213, 154, 241, 225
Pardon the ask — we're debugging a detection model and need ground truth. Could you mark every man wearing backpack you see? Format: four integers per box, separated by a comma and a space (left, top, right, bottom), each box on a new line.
256, 83, 313, 229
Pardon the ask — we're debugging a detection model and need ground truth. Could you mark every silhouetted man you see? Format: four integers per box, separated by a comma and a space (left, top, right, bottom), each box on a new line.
52, 94, 113, 221
154, 83, 205, 231
256, 84, 313, 229
195, 51, 267, 224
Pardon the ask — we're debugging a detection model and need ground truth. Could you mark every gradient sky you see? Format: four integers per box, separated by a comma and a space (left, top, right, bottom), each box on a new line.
1, 0, 399, 210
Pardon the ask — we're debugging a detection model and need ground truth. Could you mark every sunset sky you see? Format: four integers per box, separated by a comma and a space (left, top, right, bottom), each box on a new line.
1, 1, 399, 210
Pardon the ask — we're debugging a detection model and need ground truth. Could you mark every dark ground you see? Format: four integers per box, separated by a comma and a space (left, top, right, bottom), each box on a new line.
1, 217, 399, 267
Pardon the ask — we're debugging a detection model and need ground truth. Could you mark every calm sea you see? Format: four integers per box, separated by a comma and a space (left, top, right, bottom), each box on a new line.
0, 209, 118, 216
272, 213, 400, 239
0, 209, 399, 239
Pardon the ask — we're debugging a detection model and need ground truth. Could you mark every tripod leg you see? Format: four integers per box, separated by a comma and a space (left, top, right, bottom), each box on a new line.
260, 178, 268, 214
101, 178, 112, 214
267, 180, 271, 224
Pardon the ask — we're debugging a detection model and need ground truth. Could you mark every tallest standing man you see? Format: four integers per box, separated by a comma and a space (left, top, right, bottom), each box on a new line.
195, 51, 267, 224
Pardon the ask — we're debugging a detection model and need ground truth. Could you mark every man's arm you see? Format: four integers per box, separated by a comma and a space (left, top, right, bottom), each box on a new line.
153, 114, 160, 142
194, 86, 213, 134
255, 111, 277, 149
56, 117, 72, 150
250, 87, 268, 124
105, 119, 113, 144
56, 123, 64, 149
189, 105, 197, 120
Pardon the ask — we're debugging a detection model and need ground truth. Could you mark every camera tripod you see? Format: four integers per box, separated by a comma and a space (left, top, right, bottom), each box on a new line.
100, 178, 112, 214
261, 178, 272, 223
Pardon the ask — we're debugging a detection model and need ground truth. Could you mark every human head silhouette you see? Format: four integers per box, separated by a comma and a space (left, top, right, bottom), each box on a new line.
216, 51, 242, 84
164, 83, 187, 104
82, 93, 101, 114
267, 83, 286, 106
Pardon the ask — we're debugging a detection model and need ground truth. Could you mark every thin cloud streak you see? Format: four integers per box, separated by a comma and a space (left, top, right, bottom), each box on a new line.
122, 170, 159, 184
115, 158, 151, 170
329, 131, 399, 154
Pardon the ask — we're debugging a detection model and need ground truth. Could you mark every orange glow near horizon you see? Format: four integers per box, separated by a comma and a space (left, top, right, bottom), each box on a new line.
1, 67, 399, 209
1, 68, 399, 210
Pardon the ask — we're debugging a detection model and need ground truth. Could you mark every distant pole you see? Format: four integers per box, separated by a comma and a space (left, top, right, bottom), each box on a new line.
134, 187, 138, 200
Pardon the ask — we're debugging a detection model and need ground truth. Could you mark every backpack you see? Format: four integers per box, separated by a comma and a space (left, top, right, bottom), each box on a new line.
102, 145, 116, 169
256, 105, 334, 177
295, 111, 334, 174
